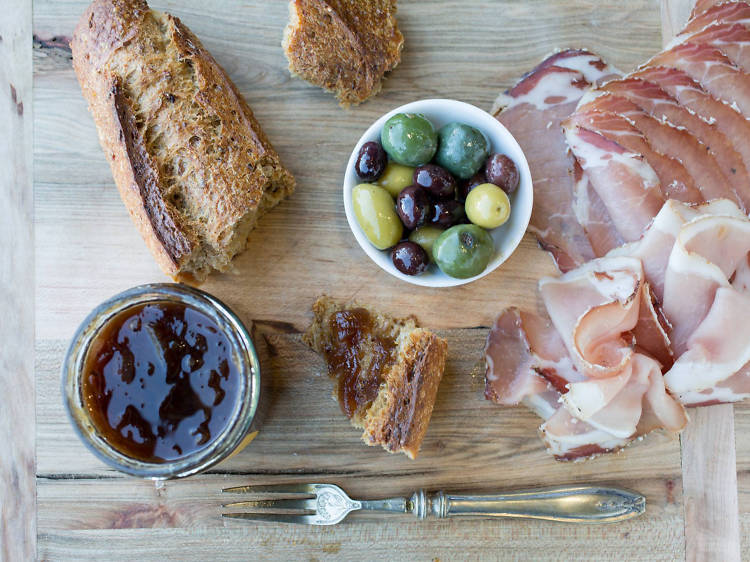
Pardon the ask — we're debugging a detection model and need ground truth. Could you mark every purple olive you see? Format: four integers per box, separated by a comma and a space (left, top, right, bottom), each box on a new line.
431, 199, 466, 228
457, 171, 487, 202
355, 141, 388, 181
391, 241, 429, 275
485, 153, 520, 194
396, 184, 432, 230
413, 164, 456, 199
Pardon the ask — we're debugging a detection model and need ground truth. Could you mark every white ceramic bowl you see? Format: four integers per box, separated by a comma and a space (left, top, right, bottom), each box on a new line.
343, 99, 533, 287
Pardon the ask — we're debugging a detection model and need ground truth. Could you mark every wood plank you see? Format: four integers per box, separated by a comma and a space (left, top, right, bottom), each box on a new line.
0, 1, 35, 559
680, 406, 740, 562
659, 1, 742, 560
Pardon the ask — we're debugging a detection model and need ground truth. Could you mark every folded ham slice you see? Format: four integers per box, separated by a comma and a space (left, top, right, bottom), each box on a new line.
485, 199, 749, 460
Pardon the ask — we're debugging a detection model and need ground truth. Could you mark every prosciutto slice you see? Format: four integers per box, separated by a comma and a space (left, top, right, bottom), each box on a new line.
568, 102, 701, 202
632, 65, 750, 176
563, 117, 664, 241
493, 50, 619, 271
684, 1, 750, 34
646, 42, 750, 116
675, 22, 750, 72
594, 77, 750, 209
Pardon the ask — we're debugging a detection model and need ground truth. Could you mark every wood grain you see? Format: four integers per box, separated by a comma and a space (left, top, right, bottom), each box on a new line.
27, 0, 746, 559
0, 1, 35, 560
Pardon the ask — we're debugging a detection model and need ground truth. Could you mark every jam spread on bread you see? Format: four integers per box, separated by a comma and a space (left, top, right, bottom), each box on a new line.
82, 302, 240, 462
325, 308, 397, 418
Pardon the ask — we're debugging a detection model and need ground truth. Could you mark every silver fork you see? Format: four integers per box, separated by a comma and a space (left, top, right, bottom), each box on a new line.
222, 483, 645, 525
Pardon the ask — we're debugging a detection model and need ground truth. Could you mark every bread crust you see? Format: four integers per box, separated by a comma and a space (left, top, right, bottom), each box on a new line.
304, 296, 447, 459
282, 0, 404, 106
71, 0, 295, 280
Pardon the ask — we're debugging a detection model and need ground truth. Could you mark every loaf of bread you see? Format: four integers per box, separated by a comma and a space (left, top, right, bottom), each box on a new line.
282, 0, 404, 106
303, 296, 447, 459
71, 0, 295, 281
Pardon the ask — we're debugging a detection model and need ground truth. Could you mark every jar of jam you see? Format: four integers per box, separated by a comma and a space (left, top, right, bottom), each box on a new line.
62, 284, 262, 479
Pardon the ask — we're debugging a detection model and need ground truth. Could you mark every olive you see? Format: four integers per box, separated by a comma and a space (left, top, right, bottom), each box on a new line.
457, 171, 487, 202
413, 164, 456, 199
352, 183, 403, 250
381, 113, 438, 167
408, 225, 444, 262
433, 224, 494, 279
431, 199, 466, 228
396, 185, 432, 230
435, 122, 490, 179
355, 141, 387, 181
485, 153, 520, 194
377, 161, 415, 198
391, 241, 429, 276
465, 183, 511, 229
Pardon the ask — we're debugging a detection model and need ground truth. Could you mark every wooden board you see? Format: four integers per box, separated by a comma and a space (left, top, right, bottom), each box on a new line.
0, 1, 35, 560
21, 0, 747, 559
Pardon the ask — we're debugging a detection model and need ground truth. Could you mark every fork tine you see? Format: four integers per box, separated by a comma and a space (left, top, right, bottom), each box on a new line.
222, 498, 317, 511
221, 483, 317, 495
222, 513, 317, 525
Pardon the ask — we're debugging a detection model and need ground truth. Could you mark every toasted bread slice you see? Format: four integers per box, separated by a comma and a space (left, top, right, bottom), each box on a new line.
282, 0, 404, 106
303, 296, 447, 459
71, 0, 295, 282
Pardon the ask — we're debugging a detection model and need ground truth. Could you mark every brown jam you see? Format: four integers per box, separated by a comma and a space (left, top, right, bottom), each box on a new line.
81, 301, 240, 463
323, 308, 397, 418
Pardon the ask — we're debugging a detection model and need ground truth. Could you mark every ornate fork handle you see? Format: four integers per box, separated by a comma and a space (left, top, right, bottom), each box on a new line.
360, 485, 645, 523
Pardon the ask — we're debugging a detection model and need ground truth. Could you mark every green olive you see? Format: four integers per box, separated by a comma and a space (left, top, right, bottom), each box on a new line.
377, 161, 415, 197
433, 224, 494, 279
435, 122, 490, 179
465, 183, 511, 229
381, 113, 438, 167
352, 183, 403, 250
408, 226, 444, 263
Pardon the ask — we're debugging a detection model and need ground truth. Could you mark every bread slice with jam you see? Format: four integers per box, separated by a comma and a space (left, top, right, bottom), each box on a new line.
303, 296, 447, 459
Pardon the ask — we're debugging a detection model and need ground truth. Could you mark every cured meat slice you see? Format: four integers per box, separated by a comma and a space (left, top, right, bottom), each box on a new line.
662, 214, 750, 354
665, 287, 750, 403
633, 286, 673, 368
683, 0, 750, 35
483, 307, 579, 406
675, 23, 750, 72
675, 360, 750, 406
692, 0, 747, 18
540, 407, 628, 460
539, 256, 644, 377
646, 42, 750, 116
571, 159, 625, 256
532, 49, 621, 85
493, 51, 620, 271
606, 198, 745, 300
596, 77, 750, 209
633, 65, 750, 176
580, 93, 734, 204
568, 105, 702, 202
563, 119, 664, 241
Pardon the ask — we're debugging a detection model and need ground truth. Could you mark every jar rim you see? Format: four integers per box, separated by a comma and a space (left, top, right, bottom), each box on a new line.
62, 283, 261, 479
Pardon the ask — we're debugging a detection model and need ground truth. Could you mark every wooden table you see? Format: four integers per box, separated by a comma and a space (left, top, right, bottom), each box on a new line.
2, 0, 747, 559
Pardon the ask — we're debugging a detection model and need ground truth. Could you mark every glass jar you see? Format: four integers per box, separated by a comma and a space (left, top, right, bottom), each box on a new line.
62, 283, 261, 479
